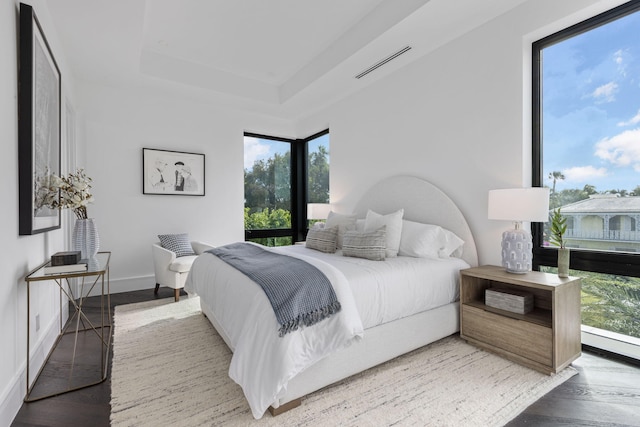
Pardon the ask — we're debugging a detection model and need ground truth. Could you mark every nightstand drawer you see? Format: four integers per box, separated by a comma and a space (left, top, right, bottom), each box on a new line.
462, 304, 552, 366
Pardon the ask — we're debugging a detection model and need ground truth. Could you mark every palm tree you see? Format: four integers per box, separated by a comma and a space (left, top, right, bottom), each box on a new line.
548, 171, 565, 195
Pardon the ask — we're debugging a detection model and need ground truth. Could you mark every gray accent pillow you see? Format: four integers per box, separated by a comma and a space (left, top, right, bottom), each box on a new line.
306, 226, 338, 253
158, 233, 195, 257
342, 226, 387, 261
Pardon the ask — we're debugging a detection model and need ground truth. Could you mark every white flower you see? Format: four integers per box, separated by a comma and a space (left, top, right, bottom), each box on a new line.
41, 168, 94, 219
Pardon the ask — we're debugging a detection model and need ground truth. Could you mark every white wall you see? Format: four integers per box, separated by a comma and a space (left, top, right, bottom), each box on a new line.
1, 0, 80, 423
297, 0, 626, 267
76, 81, 295, 293
3, 0, 628, 424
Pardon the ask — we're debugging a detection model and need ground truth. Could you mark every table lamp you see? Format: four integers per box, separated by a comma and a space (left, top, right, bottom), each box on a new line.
307, 203, 331, 221
488, 188, 550, 273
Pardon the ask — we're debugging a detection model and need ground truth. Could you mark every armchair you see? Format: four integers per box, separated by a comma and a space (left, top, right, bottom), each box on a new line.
152, 240, 214, 301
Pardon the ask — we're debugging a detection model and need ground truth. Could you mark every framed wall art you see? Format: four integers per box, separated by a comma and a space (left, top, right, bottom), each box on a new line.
18, 3, 62, 235
142, 148, 205, 196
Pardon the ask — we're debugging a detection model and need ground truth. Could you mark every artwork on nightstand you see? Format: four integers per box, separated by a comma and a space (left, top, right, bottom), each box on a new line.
18, 3, 62, 235
142, 148, 205, 196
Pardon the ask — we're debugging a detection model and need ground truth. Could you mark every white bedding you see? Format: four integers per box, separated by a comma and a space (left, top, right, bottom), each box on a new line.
185, 243, 469, 419
185, 245, 364, 419
280, 245, 468, 328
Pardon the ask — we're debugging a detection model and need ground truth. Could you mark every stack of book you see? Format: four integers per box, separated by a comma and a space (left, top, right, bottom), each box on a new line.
43, 251, 88, 275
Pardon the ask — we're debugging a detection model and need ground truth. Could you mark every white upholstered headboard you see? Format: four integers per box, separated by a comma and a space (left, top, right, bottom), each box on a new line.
353, 175, 478, 267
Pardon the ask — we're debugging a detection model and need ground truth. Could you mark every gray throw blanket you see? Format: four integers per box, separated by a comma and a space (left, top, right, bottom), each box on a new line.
207, 243, 341, 337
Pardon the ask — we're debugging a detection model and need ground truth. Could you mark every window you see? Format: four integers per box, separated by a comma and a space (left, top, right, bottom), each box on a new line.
533, 1, 640, 356
244, 130, 329, 246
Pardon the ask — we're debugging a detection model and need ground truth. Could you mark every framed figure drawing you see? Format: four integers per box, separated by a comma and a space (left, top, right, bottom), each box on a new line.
143, 148, 205, 196
18, 3, 62, 235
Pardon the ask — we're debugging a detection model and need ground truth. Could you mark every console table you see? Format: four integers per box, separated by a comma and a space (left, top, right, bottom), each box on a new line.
24, 251, 111, 402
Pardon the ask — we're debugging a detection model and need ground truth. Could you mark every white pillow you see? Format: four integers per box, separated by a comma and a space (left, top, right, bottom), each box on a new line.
440, 228, 465, 258
325, 211, 357, 249
398, 220, 465, 258
364, 209, 404, 257
398, 221, 443, 258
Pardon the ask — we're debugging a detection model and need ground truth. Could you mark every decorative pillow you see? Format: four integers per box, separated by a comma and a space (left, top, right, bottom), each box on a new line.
158, 233, 195, 257
342, 226, 387, 261
325, 211, 357, 249
306, 226, 338, 253
398, 220, 465, 259
364, 209, 404, 257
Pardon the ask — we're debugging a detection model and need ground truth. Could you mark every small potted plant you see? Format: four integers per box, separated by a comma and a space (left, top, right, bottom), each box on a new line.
549, 208, 569, 277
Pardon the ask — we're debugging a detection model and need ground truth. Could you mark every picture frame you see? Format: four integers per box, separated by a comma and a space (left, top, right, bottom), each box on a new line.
18, 3, 62, 235
142, 148, 205, 196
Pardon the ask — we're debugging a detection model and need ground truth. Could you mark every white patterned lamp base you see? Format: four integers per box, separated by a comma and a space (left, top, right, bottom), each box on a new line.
501, 224, 532, 274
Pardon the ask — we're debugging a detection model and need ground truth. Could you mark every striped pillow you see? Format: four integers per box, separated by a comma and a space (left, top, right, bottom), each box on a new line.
342, 226, 386, 261
306, 226, 338, 253
158, 233, 195, 257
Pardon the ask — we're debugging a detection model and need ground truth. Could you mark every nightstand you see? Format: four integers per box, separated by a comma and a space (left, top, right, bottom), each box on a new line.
459, 265, 581, 374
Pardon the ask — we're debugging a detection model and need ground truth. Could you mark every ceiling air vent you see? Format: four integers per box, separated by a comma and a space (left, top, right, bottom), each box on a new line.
355, 46, 412, 79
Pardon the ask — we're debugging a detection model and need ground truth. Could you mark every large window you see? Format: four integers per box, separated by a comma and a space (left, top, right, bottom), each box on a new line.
244, 130, 329, 246
533, 1, 640, 356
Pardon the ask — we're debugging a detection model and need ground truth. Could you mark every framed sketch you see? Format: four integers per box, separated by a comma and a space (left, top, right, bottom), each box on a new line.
18, 3, 61, 235
143, 148, 205, 196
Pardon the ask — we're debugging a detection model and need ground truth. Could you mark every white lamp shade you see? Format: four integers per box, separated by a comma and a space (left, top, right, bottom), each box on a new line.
488, 188, 550, 222
307, 203, 331, 220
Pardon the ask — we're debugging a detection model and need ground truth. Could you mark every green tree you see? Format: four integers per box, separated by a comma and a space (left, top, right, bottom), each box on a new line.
244, 151, 291, 215
548, 171, 565, 195
308, 145, 330, 203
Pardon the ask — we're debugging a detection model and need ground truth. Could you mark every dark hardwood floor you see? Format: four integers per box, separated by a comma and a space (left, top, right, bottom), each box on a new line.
11, 287, 640, 426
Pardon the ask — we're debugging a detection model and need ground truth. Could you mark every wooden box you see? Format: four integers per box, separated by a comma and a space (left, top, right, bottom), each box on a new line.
485, 287, 534, 314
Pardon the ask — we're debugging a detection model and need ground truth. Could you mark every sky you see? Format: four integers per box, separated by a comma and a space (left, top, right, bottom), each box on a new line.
542, 9, 640, 193
244, 134, 329, 170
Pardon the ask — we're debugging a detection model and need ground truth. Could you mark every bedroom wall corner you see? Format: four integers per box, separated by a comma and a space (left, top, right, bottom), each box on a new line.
75, 80, 296, 291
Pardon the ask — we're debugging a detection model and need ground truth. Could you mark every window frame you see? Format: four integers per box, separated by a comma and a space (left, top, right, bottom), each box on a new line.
532, 0, 640, 277
244, 129, 329, 244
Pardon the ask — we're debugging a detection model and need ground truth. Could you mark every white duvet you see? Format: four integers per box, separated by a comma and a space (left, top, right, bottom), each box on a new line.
184, 244, 468, 419
185, 245, 364, 419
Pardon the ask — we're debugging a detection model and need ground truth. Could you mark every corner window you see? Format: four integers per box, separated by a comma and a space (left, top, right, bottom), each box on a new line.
532, 1, 640, 355
244, 130, 329, 246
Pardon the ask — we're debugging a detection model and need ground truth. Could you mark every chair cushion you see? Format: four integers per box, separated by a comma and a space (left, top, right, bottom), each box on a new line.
169, 255, 198, 273
158, 233, 195, 257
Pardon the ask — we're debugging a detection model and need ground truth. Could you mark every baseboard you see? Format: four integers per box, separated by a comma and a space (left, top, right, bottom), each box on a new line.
1, 303, 67, 426
84, 275, 155, 297
581, 326, 640, 363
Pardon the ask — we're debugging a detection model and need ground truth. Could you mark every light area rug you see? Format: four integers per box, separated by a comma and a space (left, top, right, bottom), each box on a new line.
110, 297, 577, 427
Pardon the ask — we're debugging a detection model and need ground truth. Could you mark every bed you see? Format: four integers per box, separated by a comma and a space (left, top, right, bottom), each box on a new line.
185, 175, 478, 419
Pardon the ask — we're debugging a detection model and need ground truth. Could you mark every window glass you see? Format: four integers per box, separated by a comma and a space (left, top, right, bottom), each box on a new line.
540, 266, 640, 340
540, 9, 640, 254
243, 136, 291, 232
307, 132, 330, 205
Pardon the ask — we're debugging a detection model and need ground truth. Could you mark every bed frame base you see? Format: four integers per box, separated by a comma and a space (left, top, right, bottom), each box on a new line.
268, 398, 302, 416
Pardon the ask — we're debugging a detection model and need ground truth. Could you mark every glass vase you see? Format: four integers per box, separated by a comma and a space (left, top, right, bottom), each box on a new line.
557, 247, 570, 278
